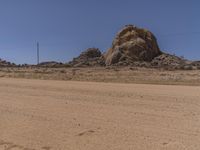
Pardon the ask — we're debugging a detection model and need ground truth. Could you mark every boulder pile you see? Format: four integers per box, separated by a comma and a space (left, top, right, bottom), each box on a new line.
69, 48, 105, 67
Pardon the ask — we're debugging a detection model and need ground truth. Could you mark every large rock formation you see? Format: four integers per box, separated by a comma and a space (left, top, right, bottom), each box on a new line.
67, 24, 199, 70
104, 25, 162, 65
69, 48, 105, 67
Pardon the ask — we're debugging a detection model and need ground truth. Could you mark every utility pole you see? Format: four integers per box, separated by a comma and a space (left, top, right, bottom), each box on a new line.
37, 42, 40, 65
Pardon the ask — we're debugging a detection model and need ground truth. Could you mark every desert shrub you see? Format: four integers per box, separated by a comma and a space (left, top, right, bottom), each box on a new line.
183, 65, 193, 70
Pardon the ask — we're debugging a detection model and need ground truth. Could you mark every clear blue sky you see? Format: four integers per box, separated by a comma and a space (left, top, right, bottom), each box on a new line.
0, 0, 199, 64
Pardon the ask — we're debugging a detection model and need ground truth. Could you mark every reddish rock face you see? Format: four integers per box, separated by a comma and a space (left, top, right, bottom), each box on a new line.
104, 25, 162, 65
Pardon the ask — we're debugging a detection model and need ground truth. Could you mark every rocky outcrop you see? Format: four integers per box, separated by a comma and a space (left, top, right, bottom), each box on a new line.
38, 61, 65, 68
151, 53, 185, 67
69, 48, 105, 67
66, 24, 199, 70
0, 59, 16, 67
151, 53, 200, 70
104, 25, 161, 65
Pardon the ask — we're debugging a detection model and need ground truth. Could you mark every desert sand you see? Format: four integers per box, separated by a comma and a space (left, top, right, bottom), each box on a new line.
0, 78, 199, 150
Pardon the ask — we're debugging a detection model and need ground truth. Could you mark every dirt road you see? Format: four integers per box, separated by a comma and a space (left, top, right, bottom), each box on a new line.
0, 78, 199, 150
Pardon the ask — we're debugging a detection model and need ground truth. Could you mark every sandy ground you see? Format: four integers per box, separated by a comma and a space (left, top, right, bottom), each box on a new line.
0, 78, 199, 150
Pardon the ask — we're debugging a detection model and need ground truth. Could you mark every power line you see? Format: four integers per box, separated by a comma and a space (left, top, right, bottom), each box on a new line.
37, 42, 40, 65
